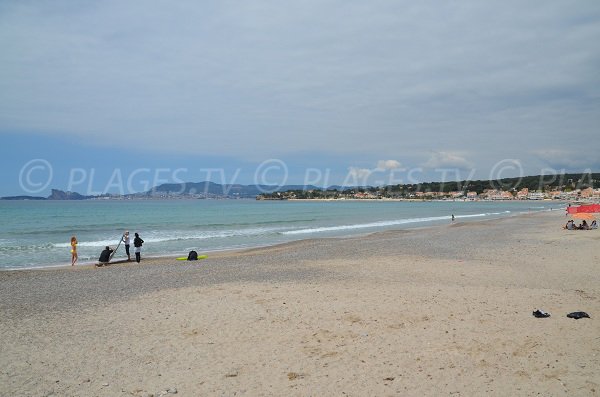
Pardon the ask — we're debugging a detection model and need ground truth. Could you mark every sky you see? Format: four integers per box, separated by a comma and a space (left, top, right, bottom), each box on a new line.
1, 0, 599, 196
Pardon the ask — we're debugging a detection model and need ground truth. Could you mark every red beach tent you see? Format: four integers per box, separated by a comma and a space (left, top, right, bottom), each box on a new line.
566, 204, 600, 214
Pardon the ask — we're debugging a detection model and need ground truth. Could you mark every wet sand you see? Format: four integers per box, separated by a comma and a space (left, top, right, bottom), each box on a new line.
1, 211, 599, 396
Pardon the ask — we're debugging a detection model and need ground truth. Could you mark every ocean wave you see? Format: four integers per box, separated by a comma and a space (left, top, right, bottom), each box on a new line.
201, 218, 317, 227
0, 243, 56, 252
4, 223, 134, 238
457, 211, 511, 218
51, 227, 285, 248
0, 239, 15, 247
281, 215, 448, 235
2, 219, 316, 238
280, 211, 512, 235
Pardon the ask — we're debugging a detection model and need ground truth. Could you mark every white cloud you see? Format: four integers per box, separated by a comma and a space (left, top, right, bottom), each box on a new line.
347, 167, 372, 180
376, 160, 402, 170
422, 152, 474, 170
340, 166, 375, 187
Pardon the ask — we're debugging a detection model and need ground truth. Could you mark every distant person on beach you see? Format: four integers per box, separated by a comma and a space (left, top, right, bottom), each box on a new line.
451, 214, 455, 222
70, 236, 78, 266
122, 231, 131, 261
591, 220, 598, 229
98, 246, 113, 266
133, 232, 144, 263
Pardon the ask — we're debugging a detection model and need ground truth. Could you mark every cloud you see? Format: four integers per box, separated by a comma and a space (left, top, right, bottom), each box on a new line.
0, 0, 599, 174
532, 149, 600, 170
376, 160, 402, 170
422, 152, 474, 170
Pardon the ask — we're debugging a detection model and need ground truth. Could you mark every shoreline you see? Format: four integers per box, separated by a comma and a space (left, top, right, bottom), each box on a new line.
0, 207, 564, 272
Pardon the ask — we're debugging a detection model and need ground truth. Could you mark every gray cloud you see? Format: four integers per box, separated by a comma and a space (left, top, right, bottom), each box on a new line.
532, 148, 600, 171
1, 0, 599, 176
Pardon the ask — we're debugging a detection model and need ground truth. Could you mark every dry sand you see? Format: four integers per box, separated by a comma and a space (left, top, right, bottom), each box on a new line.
1, 211, 599, 396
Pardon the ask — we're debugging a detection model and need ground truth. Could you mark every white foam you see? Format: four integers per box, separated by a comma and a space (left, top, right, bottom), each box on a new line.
52, 227, 284, 248
0, 239, 15, 247
281, 215, 450, 235
281, 211, 512, 235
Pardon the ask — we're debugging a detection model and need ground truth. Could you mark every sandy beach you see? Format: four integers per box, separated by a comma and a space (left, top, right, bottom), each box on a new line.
1, 211, 599, 396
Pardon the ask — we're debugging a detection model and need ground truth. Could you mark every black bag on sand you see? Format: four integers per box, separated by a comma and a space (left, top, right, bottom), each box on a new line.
187, 250, 198, 261
567, 311, 590, 319
533, 309, 550, 318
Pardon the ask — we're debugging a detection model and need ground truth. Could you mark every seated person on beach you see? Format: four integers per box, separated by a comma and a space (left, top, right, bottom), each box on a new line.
565, 220, 575, 230
591, 220, 598, 229
579, 220, 589, 230
98, 246, 113, 266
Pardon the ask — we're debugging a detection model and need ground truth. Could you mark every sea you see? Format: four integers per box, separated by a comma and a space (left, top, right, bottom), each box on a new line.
0, 199, 563, 270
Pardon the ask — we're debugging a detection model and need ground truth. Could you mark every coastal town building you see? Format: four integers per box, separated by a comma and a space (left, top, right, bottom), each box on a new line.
527, 192, 545, 200
516, 188, 529, 199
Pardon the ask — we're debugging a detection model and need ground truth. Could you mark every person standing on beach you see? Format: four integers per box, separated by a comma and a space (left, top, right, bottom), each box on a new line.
70, 236, 78, 266
122, 231, 131, 261
133, 232, 144, 263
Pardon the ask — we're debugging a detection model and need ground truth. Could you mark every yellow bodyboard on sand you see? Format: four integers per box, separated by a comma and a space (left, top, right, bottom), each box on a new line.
176, 255, 208, 261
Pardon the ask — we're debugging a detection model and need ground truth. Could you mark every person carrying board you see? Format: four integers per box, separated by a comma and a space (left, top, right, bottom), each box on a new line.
122, 231, 131, 261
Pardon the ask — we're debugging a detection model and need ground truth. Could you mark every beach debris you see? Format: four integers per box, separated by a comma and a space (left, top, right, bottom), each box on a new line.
225, 371, 238, 378
287, 372, 304, 380
155, 390, 177, 396
384, 377, 395, 381
566, 311, 590, 319
532, 309, 551, 318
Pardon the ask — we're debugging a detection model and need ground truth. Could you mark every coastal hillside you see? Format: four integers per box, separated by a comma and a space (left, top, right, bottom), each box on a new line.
2, 172, 597, 200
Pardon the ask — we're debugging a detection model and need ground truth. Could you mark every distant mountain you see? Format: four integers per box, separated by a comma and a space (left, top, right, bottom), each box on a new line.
4, 171, 595, 201
1, 189, 93, 201
1, 184, 374, 200
0, 195, 46, 200
47, 189, 92, 200
1, 185, 322, 200
147, 182, 324, 198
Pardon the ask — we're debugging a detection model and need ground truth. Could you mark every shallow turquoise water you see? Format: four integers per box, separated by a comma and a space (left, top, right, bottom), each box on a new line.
0, 199, 562, 269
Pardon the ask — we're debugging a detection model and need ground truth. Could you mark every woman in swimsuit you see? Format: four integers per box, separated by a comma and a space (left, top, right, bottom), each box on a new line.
70, 236, 78, 266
